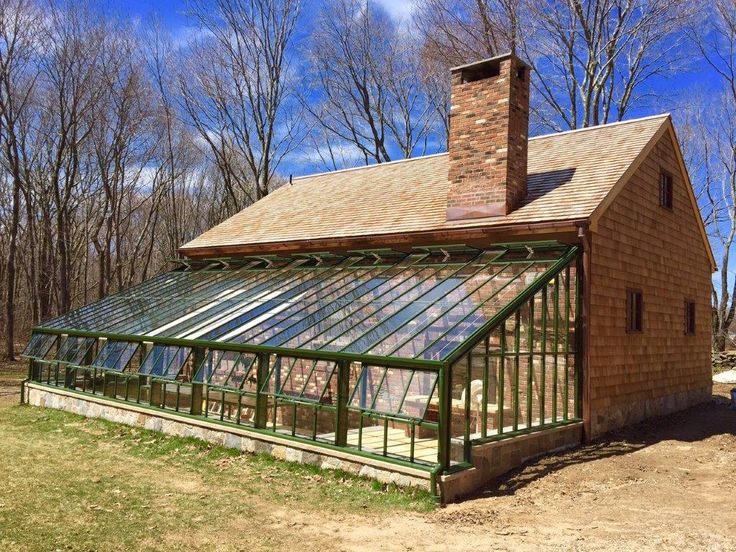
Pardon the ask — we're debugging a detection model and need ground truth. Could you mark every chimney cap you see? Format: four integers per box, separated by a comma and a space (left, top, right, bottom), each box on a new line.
450, 52, 531, 74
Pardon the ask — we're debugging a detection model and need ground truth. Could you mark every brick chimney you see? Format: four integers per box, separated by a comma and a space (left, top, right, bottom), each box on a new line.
447, 53, 530, 221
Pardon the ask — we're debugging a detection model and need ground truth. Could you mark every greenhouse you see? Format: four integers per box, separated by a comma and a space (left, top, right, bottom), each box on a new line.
22, 241, 581, 495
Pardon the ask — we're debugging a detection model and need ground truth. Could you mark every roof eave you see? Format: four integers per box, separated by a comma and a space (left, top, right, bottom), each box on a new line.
179, 218, 587, 259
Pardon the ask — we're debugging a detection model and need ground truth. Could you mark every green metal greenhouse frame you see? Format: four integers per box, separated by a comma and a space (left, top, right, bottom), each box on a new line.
22, 241, 582, 496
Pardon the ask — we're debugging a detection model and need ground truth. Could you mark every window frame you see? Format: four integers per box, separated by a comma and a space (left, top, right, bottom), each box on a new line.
626, 289, 644, 334
684, 300, 696, 336
659, 170, 674, 210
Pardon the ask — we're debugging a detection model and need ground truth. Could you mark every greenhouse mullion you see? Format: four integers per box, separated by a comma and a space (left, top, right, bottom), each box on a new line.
63, 270, 234, 333
219, 353, 243, 388
316, 363, 337, 402
151, 265, 307, 338
482, 336, 489, 438
553, 275, 560, 423
231, 265, 381, 344
514, 310, 521, 432
233, 355, 258, 390
414, 262, 535, 360
264, 256, 431, 348
144, 272, 278, 339
120, 264, 291, 335
564, 266, 571, 421
338, 252, 501, 355
296, 360, 320, 398
374, 262, 513, 357
395, 370, 416, 416
43, 271, 179, 329
314, 263, 450, 352
181, 259, 352, 339
368, 368, 389, 411
276, 264, 434, 349
199, 266, 357, 342
527, 296, 534, 428
540, 284, 548, 426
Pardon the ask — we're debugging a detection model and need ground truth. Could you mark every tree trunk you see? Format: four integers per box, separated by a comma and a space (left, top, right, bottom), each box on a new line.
5, 175, 21, 360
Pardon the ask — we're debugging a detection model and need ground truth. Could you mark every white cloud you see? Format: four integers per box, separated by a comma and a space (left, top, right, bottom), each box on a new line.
374, 0, 416, 22
294, 142, 365, 172
171, 25, 212, 48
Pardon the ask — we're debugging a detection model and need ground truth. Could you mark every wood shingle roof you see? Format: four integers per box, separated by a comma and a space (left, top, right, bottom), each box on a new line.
181, 114, 673, 255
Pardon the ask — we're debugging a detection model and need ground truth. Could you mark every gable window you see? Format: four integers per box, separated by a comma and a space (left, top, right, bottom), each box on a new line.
684, 301, 696, 335
659, 171, 673, 209
626, 289, 643, 333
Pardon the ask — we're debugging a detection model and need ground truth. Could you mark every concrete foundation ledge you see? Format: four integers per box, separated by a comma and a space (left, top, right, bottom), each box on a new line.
25, 384, 431, 491
440, 422, 584, 502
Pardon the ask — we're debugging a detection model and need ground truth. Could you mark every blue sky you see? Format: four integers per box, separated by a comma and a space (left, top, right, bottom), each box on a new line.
119, 0, 723, 127
118, 0, 724, 177
119, 1, 728, 285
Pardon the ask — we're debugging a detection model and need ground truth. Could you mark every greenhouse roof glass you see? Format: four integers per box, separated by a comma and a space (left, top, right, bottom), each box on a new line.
28, 243, 577, 366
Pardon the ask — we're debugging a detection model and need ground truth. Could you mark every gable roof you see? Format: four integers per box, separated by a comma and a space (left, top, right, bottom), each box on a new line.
180, 113, 713, 268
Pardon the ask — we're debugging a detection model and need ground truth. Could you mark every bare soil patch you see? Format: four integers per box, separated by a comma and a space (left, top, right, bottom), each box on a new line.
2, 359, 734, 551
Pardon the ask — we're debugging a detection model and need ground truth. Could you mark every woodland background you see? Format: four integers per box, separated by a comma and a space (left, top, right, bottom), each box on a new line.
1, 0, 735, 358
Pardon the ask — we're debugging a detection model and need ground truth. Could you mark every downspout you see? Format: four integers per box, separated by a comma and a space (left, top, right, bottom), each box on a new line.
577, 223, 593, 441
430, 463, 443, 503
20, 358, 32, 405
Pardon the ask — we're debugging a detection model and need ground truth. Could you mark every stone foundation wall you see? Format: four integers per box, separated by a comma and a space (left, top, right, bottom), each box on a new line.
26, 385, 430, 491
27, 384, 591, 503
590, 385, 711, 437
440, 422, 583, 502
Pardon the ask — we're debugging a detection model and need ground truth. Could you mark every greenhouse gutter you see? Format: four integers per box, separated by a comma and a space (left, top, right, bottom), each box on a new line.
26, 327, 446, 371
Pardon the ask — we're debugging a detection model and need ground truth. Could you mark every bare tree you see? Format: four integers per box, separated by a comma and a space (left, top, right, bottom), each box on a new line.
181, 0, 304, 210
414, 0, 695, 133
0, 0, 41, 359
414, 0, 517, 65
686, 1, 736, 351
523, 0, 696, 131
306, 0, 441, 169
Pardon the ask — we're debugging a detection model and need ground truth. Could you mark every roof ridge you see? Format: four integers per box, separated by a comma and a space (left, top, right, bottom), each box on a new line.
530, 113, 671, 141
292, 114, 670, 183
292, 152, 448, 181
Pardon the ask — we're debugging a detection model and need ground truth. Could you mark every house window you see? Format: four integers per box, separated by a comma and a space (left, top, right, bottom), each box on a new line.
626, 290, 643, 333
659, 171, 673, 209
684, 301, 696, 335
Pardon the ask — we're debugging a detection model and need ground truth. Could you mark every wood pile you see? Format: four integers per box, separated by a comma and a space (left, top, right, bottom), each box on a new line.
711, 351, 736, 370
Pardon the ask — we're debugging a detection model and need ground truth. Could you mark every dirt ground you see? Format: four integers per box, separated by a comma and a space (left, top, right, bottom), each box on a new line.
2, 359, 735, 551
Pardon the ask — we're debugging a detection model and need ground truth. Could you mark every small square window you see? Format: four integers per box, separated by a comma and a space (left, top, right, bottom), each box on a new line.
626, 289, 643, 333
684, 301, 696, 335
659, 172, 673, 209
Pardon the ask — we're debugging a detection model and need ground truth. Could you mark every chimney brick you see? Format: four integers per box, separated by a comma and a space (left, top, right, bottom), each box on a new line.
447, 53, 530, 220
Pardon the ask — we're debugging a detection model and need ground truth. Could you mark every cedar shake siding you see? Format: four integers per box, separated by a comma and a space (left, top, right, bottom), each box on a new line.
587, 131, 712, 437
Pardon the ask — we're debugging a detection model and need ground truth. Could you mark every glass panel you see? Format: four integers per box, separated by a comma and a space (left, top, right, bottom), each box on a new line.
349, 365, 384, 410
195, 350, 239, 386
139, 345, 191, 379
55, 336, 96, 364
22, 333, 58, 359
34, 246, 574, 362
300, 360, 337, 404
92, 340, 139, 371
226, 353, 257, 390
399, 371, 438, 418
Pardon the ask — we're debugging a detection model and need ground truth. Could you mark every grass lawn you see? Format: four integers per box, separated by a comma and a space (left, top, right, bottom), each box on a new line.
0, 360, 434, 552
